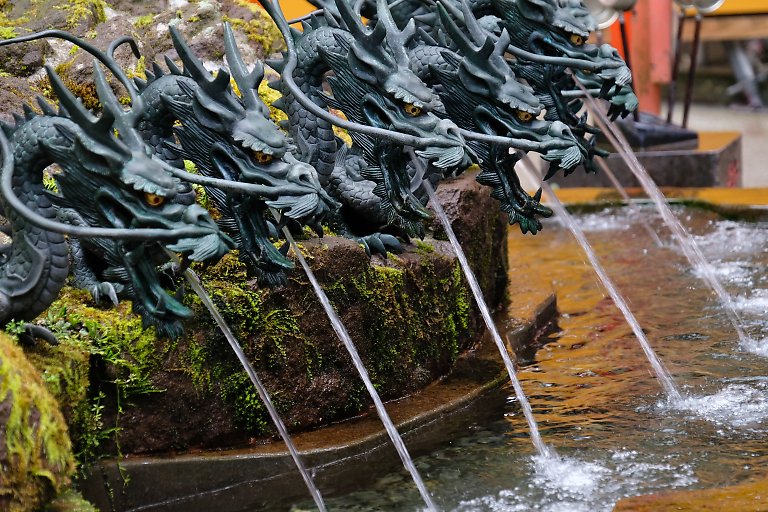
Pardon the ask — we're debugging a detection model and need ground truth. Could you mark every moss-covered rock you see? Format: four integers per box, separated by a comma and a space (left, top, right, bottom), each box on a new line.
44, 489, 99, 512
0, 333, 75, 511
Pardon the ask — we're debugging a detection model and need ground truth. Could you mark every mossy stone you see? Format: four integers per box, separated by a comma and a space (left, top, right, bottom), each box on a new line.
0, 333, 75, 511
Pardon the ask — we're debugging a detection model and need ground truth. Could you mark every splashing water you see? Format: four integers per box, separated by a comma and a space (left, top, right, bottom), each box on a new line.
414, 156, 551, 458
577, 80, 753, 354
270, 210, 438, 512
165, 250, 327, 512
666, 382, 768, 429
516, 156, 682, 401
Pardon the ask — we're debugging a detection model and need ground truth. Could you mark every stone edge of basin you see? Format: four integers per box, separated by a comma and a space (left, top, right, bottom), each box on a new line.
553, 187, 768, 221
80, 291, 558, 512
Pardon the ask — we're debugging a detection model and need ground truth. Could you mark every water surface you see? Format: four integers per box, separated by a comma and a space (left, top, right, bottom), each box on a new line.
306, 206, 768, 511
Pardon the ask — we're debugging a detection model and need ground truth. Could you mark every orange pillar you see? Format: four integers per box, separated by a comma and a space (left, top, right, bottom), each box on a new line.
628, 0, 672, 115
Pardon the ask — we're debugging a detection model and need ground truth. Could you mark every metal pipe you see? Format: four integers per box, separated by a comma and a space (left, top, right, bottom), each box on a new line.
682, 12, 703, 128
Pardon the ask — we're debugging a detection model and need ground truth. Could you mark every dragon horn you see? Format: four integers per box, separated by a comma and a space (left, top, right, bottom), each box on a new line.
92, 59, 143, 146
436, 2, 476, 57
223, 22, 268, 115
494, 28, 511, 57
376, 0, 415, 65
169, 25, 211, 83
334, 0, 368, 40
459, 0, 488, 45
45, 64, 110, 135
169, 25, 240, 111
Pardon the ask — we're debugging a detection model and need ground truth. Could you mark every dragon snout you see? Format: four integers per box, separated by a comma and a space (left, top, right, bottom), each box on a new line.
547, 121, 575, 140
183, 204, 217, 229
288, 162, 322, 190
435, 120, 465, 146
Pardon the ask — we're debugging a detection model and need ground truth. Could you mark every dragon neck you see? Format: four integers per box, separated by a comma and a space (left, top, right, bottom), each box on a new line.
136, 74, 193, 169
0, 116, 71, 323
276, 25, 352, 182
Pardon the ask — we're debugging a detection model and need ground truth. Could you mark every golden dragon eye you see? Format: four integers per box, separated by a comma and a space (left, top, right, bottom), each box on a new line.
515, 110, 534, 123
403, 103, 423, 117
253, 150, 274, 164
144, 192, 166, 207
570, 34, 585, 46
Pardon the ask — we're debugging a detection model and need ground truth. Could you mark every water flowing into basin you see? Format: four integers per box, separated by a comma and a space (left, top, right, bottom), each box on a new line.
316, 207, 768, 511
593, 156, 664, 247
412, 153, 551, 458
576, 80, 752, 351
516, 157, 682, 400
271, 210, 438, 512
165, 251, 327, 512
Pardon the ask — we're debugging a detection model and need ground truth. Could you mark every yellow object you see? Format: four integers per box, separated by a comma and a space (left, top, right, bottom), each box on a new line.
249, 0, 316, 19
686, 0, 768, 15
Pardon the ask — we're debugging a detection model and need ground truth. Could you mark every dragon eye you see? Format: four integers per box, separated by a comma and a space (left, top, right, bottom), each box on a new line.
515, 110, 534, 123
403, 103, 423, 116
144, 192, 165, 207
253, 151, 273, 164
570, 34, 585, 46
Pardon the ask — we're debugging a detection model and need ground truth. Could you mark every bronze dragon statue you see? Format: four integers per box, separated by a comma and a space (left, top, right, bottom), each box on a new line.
0, 56, 233, 339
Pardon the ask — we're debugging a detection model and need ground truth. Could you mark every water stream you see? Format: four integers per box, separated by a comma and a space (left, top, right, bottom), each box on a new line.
421, 178, 551, 457
577, 81, 753, 352
165, 251, 327, 512
272, 211, 438, 512
312, 207, 768, 511
516, 157, 682, 400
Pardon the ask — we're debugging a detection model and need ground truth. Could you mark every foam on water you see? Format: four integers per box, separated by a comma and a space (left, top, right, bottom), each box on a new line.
741, 336, 768, 357
454, 450, 696, 512
667, 383, 768, 429
693, 261, 754, 286
691, 220, 768, 259
733, 289, 768, 315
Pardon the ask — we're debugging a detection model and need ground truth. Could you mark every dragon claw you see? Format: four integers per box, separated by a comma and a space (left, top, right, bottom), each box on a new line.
357, 233, 403, 258
89, 282, 124, 306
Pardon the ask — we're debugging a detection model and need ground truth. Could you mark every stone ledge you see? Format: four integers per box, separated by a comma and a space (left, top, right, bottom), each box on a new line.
80, 290, 557, 512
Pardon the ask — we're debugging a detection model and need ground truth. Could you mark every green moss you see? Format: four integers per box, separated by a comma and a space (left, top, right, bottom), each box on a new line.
57, 0, 107, 29
0, 25, 17, 38
44, 489, 98, 511
414, 239, 435, 255
0, 333, 75, 511
36, 59, 102, 111
178, 253, 324, 432
133, 14, 154, 29
223, 1, 284, 56
6, 290, 167, 470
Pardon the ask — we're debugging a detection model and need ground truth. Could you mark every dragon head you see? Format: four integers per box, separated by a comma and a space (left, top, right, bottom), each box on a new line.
434, 2, 585, 172
318, 0, 475, 234
496, 0, 632, 91
339, 0, 473, 172
44, 63, 233, 337
150, 25, 338, 284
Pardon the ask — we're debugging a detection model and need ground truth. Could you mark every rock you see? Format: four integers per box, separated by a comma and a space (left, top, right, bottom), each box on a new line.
0, 333, 75, 512
31, 170, 507, 456
0, 39, 51, 77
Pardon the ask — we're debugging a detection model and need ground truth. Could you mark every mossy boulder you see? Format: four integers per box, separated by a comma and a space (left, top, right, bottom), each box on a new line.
0, 0, 283, 121
0, 333, 75, 511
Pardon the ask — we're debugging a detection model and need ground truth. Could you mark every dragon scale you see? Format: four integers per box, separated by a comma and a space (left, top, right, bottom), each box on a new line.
0, 116, 71, 323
